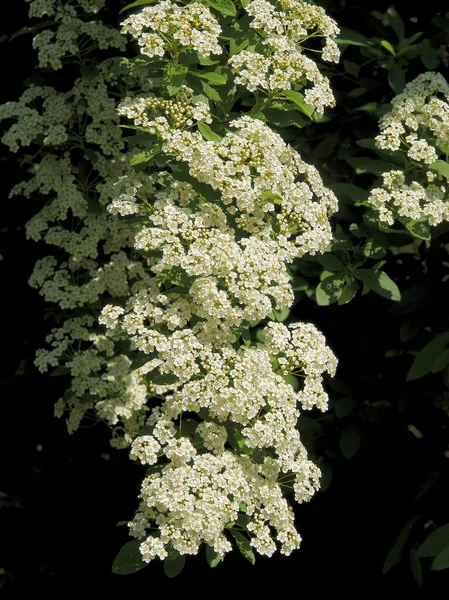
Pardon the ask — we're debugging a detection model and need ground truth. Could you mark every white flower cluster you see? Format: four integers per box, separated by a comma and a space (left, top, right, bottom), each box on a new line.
3, 0, 340, 567
27, 0, 125, 70
375, 72, 449, 159
121, 0, 222, 58
368, 72, 449, 226
368, 170, 449, 226
120, 321, 335, 560
122, 112, 338, 257
103, 117, 338, 561
228, 0, 340, 116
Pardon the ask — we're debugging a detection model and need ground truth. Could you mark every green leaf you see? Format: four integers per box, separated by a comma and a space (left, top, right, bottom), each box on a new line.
362, 240, 386, 259
318, 459, 332, 492
129, 351, 157, 371
418, 524, 449, 558
388, 66, 405, 94
229, 530, 256, 565
259, 190, 283, 204
178, 418, 199, 438
420, 40, 440, 70
50, 366, 70, 377
263, 109, 306, 129
112, 540, 147, 575
407, 333, 449, 381
201, 81, 222, 103
192, 71, 227, 85
432, 348, 449, 373
339, 425, 361, 459
405, 220, 431, 242
386, 7, 405, 40
120, 0, 157, 14
357, 269, 401, 301
337, 281, 358, 305
284, 374, 300, 391
151, 373, 180, 385
336, 27, 369, 47
164, 547, 186, 578
164, 62, 188, 96
343, 59, 360, 78
282, 90, 314, 118
432, 547, 449, 571
208, 0, 237, 17
346, 157, 398, 176
327, 224, 352, 252
381, 40, 396, 55
316, 253, 344, 272
274, 307, 290, 322
130, 143, 162, 166
9, 20, 57, 41
429, 160, 449, 179
205, 545, 222, 568
316, 275, 345, 306
382, 517, 420, 575
335, 397, 356, 418
197, 122, 222, 141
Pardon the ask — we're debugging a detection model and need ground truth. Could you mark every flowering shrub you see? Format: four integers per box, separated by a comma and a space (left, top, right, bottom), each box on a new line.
2, 0, 449, 584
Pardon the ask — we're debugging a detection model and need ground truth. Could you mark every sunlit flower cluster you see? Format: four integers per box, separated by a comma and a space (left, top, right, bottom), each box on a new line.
368, 72, 449, 226
228, 0, 340, 116
121, 0, 222, 57
2, 0, 340, 568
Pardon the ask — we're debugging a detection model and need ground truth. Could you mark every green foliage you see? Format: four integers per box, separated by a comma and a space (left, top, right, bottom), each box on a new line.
112, 541, 148, 575
229, 529, 256, 565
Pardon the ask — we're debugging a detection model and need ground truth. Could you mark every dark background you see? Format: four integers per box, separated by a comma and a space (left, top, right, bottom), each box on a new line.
1, 1, 448, 594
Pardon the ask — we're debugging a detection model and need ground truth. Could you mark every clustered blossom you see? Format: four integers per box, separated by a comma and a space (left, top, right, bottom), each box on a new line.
117, 320, 336, 560
228, 0, 340, 116
121, 0, 222, 58
26, 0, 125, 70
368, 72, 449, 226
117, 99, 338, 257
368, 170, 449, 226
2, 0, 340, 567
108, 76, 338, 559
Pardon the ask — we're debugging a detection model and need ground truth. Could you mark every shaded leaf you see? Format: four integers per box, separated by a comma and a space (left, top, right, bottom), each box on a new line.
335, 397, 356, 418
338, 281, 358, 305
417, 524, 449, 558
206, 545, 222, 568
409, 547, 423, 585
316, 275, 345, 306
230, 530, 256, 565
112, 540, 147, 575
382, 516, 420, 574
339, 425, 361, 459
386, 7, 405, 40
432, 547, 449, 571
316, 253, 344, 272
358, 269, 401, 301
388, 66, 405, 94
432, 348, 449, 373
164, 547, 186, 578
407, 333, 449, 381
405, 220, 431, 242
